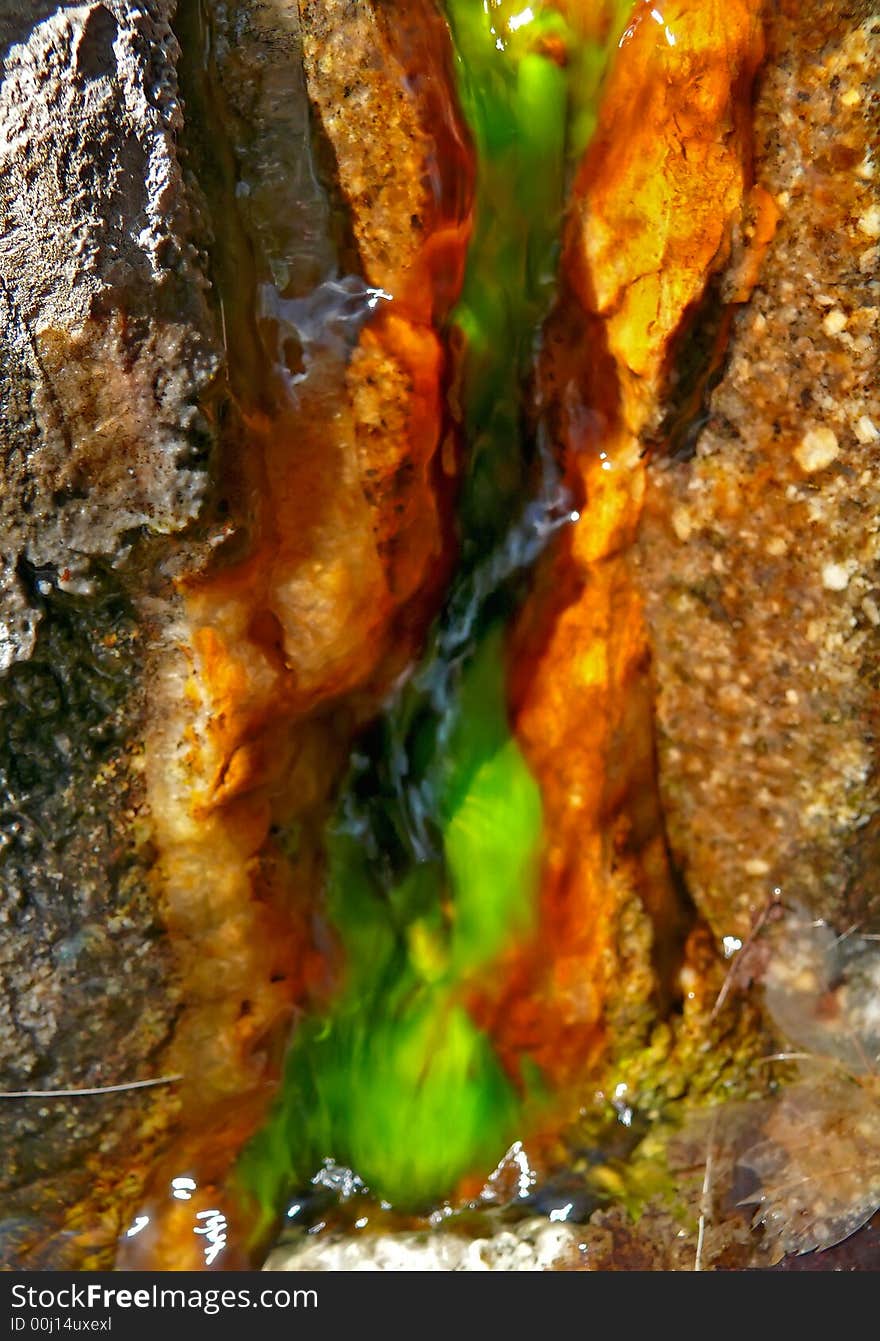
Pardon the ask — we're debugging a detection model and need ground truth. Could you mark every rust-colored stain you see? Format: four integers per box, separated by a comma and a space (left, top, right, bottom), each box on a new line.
482, 0, 768, 1092
117, 2, 475, 1267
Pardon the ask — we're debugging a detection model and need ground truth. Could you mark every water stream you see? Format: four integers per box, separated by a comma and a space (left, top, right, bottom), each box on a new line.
239, 0, 633, 1228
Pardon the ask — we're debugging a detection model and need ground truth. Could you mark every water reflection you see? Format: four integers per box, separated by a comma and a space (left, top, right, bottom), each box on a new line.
259, 277, 392, 395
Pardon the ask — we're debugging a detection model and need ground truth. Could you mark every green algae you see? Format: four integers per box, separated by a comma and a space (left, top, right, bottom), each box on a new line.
240, 632, 538, 1215
239, 1, 633, 1223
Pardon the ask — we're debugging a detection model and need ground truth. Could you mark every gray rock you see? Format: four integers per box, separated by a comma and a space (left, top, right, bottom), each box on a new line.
0, 0, 219, 1267
0, 0, 217, 669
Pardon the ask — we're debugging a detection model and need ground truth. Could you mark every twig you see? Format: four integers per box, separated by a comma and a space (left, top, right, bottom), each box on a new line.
0, 1074, 182, 1099
711, 897, 779, 1020
695, 1110, 719, 1272
751, 1052, 833, 1069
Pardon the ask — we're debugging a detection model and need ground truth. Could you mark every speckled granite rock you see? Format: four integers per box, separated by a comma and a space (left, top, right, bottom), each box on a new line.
638, 0, 880, 941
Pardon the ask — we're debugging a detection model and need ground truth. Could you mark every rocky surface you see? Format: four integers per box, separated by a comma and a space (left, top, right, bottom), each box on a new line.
0, 0, 218, 1267
0, 0, 475, 1269
3, 0, 879, 1274
112, 0, 472, 1269
497, 0, 764, 1085
638, 0, 880, 940
0, 0, 216, 669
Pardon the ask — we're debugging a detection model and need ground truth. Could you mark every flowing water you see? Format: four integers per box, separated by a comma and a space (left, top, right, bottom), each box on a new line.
238, 0, 635, 1230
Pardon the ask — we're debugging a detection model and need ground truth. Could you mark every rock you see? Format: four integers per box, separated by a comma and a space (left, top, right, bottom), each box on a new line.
496, 0, 764, 1083
638, 0, 880, 940
264, 1217, 582, 1272
0, 0, 218, 1268
0, 0, 470, 1268
4, 0, 877, 1273
0, 0, 217, 669
115, 0, 471, 1269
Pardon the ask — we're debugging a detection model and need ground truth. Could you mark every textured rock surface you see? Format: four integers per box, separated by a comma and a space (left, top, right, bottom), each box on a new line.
495, 0, 763, 1085
0, 0, 216, 669
4, 0, 878, 1275
265, 0, 880, 1273
639, 0, 880, 940
0, 0, 220, 1267
0, 0, 471, 1270
2, 0, 470, 1270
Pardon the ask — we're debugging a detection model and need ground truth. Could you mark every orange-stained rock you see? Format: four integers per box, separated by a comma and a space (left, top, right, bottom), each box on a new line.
487, 0, 765, 1089
568, 0, 765, 424
638, 0, 880, 942
118, 0, 473, 1268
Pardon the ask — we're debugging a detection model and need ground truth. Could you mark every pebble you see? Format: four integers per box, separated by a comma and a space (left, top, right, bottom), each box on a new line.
795, 426, 839, 473
822, 562, 850, 592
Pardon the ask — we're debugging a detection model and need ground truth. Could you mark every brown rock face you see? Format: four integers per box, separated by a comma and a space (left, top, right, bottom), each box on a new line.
0, 1, 217, 668
1, 0, 470, 1268
0, 0, 218, 1268
488, 0, 764, 1086
639, 0, 880, 941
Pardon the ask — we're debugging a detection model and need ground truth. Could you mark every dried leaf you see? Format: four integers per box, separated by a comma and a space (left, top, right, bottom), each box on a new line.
738, 1074, 880, 1257
670, 911, 880, 1263
762, 911, 880, 1075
